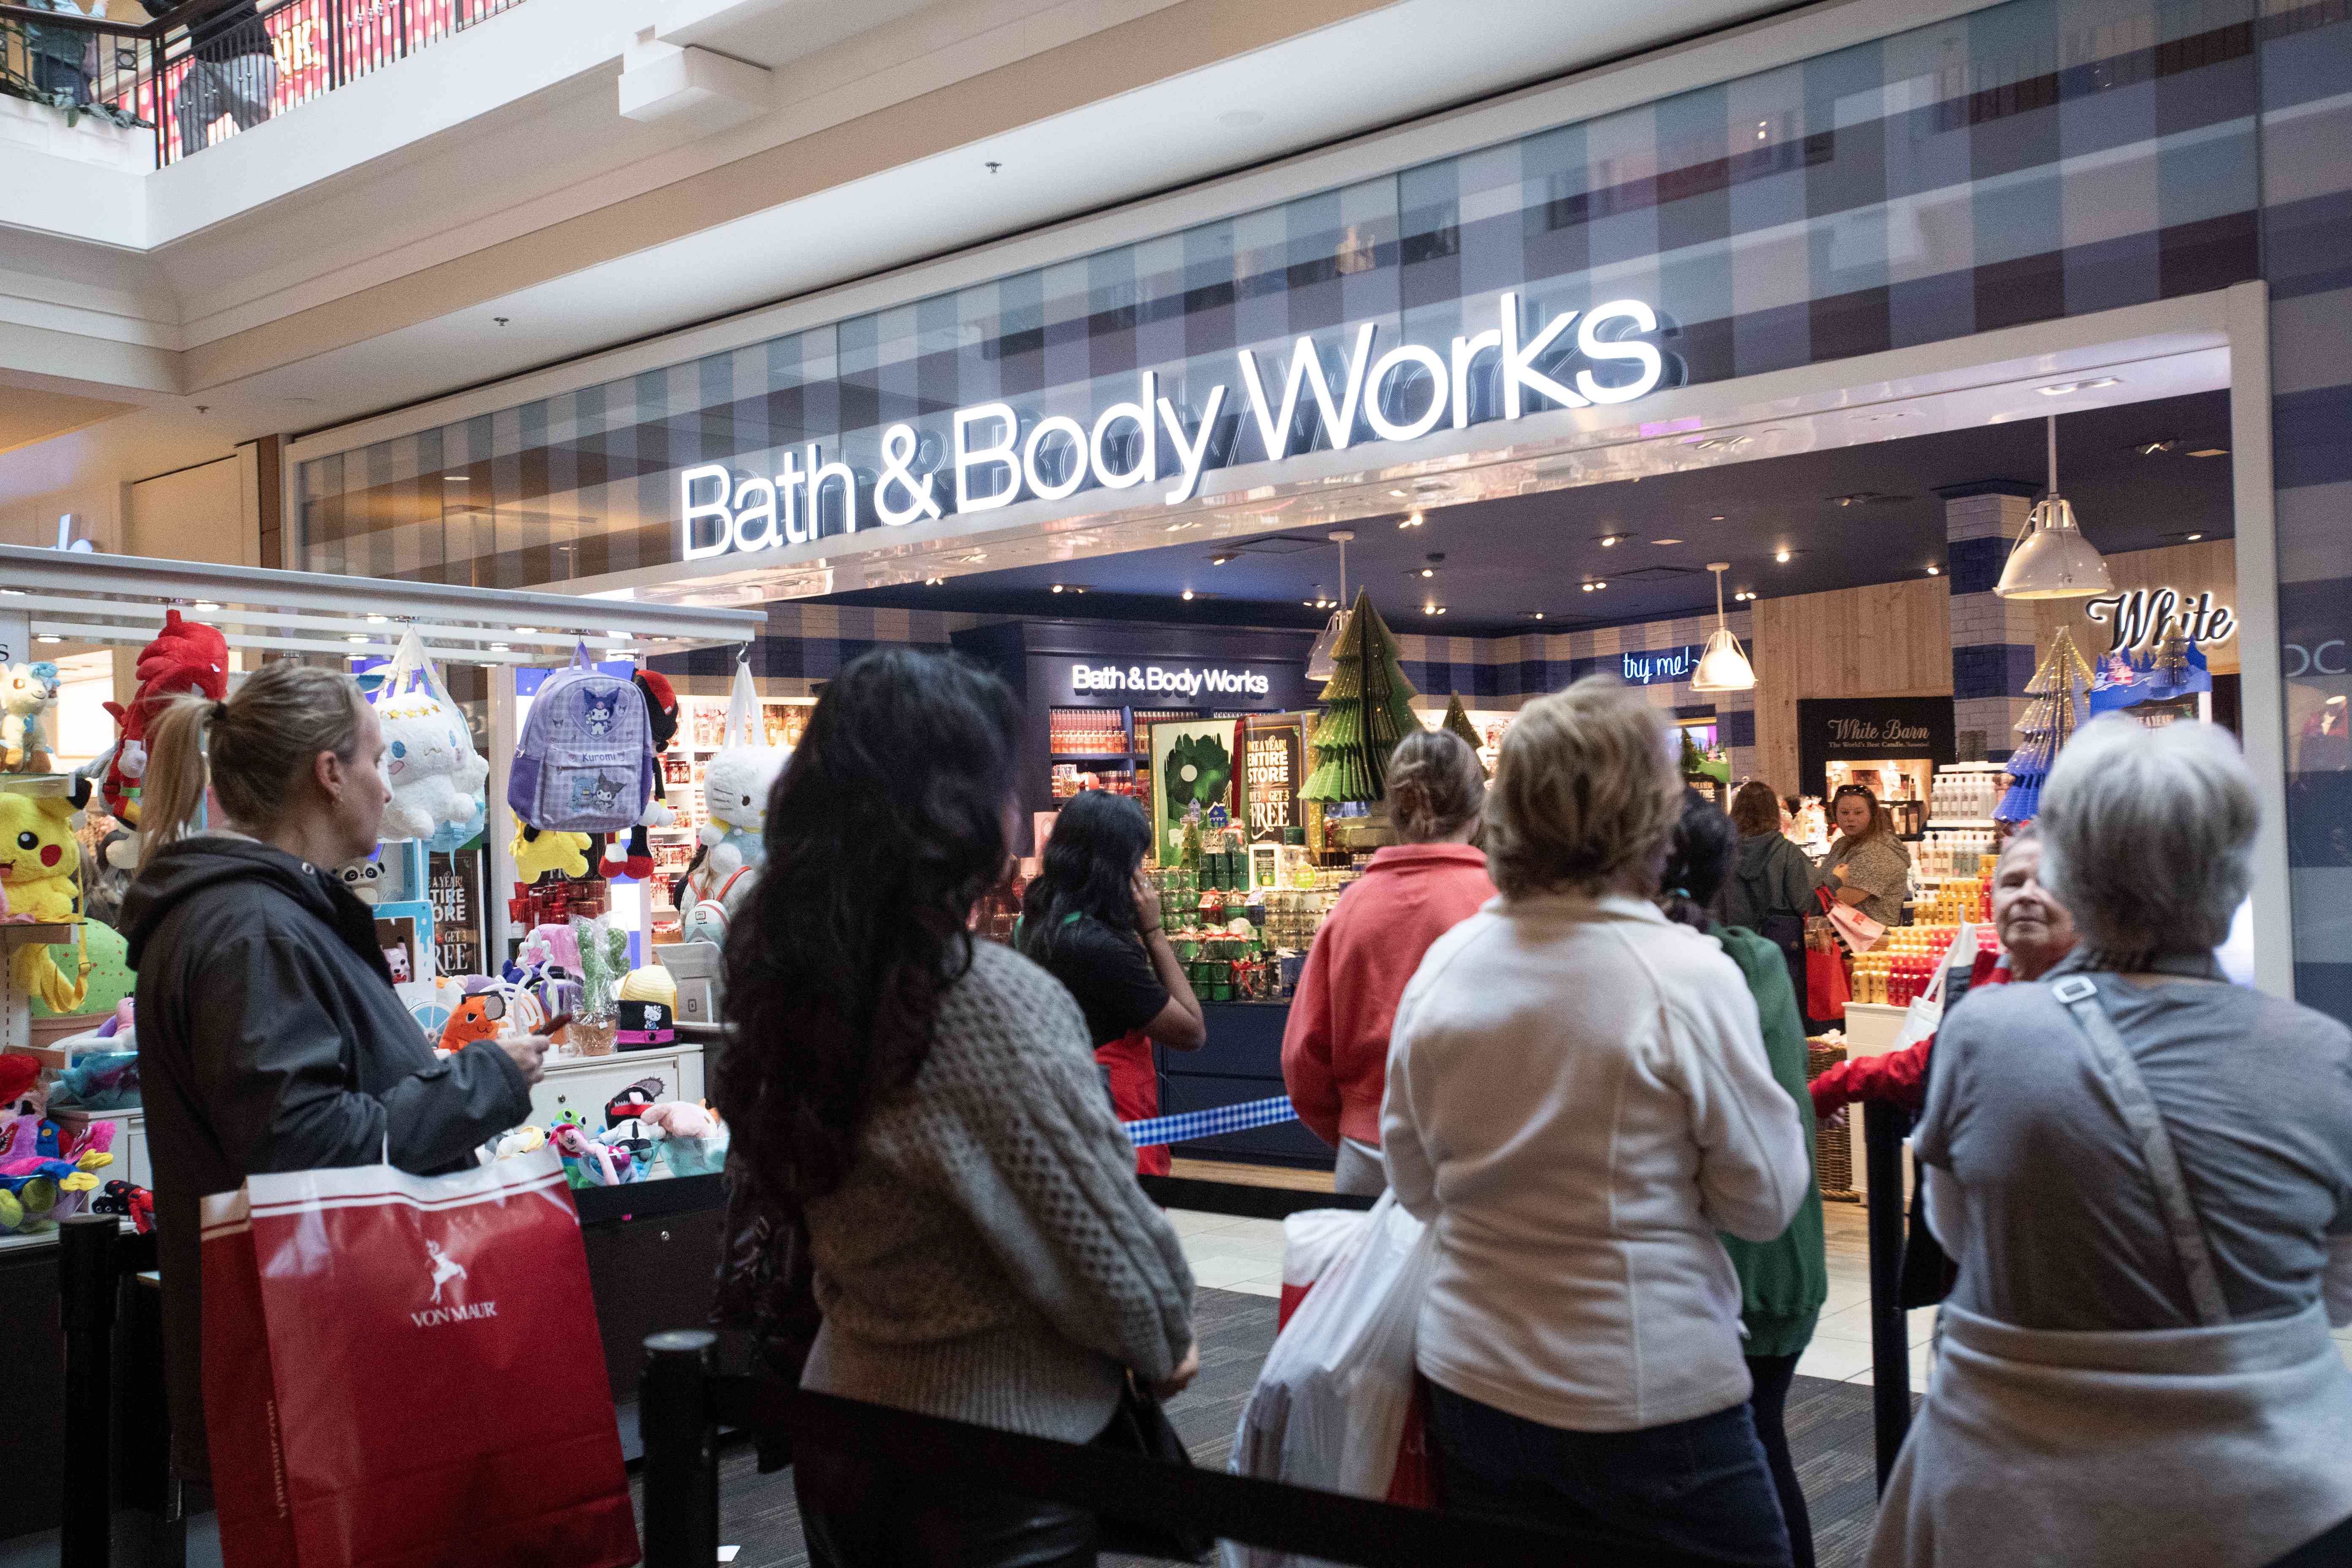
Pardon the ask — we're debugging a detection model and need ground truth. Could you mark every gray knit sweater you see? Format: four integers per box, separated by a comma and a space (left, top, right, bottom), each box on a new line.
798, 939, 1197, 1442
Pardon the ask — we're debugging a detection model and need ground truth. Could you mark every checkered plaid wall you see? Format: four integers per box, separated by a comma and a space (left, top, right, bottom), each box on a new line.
308, 0, 2352, 1016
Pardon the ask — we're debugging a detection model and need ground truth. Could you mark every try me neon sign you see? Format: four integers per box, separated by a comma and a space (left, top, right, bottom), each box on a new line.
679, 295, 1668, 560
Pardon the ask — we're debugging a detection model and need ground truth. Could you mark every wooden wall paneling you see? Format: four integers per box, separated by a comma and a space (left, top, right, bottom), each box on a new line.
1750, 577, 1952, 792
2033, 541, 2240, 674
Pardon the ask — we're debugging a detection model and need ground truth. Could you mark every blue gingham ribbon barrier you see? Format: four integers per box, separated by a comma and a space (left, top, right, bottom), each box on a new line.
1122, 1095, 1298, 1149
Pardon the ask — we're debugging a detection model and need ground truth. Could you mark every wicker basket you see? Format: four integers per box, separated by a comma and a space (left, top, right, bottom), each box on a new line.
1805, 1038, 1859, 1202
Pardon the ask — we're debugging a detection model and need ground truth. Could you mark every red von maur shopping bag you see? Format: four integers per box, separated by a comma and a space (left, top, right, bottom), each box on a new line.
200, 1148, 638, 1568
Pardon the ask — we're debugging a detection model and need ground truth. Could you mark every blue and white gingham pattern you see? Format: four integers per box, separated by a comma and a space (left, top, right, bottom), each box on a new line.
1122, 1095, 1298, 1150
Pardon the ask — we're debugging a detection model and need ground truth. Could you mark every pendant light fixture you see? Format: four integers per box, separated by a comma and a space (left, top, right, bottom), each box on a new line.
1994, 415, 2114, 599
1690, 561, 1757, 692
1305, 529, 1355, 682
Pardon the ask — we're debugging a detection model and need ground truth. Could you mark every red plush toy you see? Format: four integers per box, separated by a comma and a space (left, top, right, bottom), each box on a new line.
101, 610, 229, 832
598, 669, 681, 882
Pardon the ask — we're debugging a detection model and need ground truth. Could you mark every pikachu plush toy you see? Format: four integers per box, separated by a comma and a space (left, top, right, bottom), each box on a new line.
0, 790, 90, 1012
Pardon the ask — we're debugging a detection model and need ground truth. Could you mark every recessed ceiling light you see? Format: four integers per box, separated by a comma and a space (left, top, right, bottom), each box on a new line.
1710, 515, 1726, 522
1926, 564, 1942, 576
1210, 555, 1233, 566
1388, 489, 1408, 498
2135, 438, 2182, 456
489, 642, 510, 652
346, 634, 369, 644
1651, 537, 1683, 545
1734, 590, 1756, 602
1419, 567, 1435, 578
1593, 580, 1606, 590
444, 475, 468, 483
1400, 512, 1424, 529
35, 634, 62, 645
1522, 611, 1548, 621
2187, 448, 2229, 458
2036, 376, 2121, 396
193, 600, 222, 611
2183, 532, 2204, 541
365, 613, 389, 623
925, 576, 945, 585
1051, 584, 1066, 593
1067, 585, 1086, 594
1423, 604, 1446, 616
1181, 590, 1195, 601
1775, 550, 1791, 563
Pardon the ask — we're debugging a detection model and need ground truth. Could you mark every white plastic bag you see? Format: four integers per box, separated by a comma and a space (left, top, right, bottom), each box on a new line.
1277, 1206, 1365, 1323
1224, 1193, 1435, 1568
1889, 920, 1976, 1052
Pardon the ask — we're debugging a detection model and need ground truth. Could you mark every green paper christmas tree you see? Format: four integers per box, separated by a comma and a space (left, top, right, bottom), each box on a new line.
1301, 590, 1421, 804
1440, 692, 1488, 776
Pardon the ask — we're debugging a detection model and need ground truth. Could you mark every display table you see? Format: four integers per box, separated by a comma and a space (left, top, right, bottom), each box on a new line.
1157, 1000, 1333, 1169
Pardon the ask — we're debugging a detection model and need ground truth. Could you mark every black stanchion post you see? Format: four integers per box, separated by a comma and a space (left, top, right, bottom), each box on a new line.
1862, 1102, 1913, 1491
60, 1214, 119, 1568
641, 1330, 719, 1568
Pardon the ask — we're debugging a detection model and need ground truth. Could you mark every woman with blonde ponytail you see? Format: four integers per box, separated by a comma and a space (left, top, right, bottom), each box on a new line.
121, 660, 542, 1482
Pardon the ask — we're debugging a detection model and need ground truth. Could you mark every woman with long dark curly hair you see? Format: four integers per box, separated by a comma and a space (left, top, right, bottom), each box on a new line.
1018, 789, 1205, 1175
714, 648, 1197, 1568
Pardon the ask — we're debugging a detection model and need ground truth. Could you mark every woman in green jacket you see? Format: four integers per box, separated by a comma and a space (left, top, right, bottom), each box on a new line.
1662, 790, 1829, 1568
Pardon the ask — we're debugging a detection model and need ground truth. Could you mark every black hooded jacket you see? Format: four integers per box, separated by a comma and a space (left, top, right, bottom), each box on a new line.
124, 835, 531, 1478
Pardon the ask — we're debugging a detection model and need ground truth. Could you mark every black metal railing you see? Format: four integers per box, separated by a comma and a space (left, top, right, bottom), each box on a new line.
0, 0, 528, 169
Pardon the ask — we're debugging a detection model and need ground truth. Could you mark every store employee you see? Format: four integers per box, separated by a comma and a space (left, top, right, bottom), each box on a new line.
1818, 783, 1912, 927
1017, 791, 1206, 1174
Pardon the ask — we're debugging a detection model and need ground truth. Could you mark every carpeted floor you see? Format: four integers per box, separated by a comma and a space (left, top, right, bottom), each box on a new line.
657, 1287, 1903, 1568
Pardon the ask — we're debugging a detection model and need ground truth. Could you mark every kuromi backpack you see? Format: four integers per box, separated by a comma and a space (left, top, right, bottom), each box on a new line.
508, 646, 654, 834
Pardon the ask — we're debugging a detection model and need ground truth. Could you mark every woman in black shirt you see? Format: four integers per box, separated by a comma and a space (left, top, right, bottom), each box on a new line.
1018, 791, 1204, 1173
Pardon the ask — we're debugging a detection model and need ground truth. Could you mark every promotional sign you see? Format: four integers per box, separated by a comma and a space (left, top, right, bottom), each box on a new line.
680, 295, 1670, 560
1620, 645, 1706, 686
2082, 588, 2236, 654
1149, 718, 1241, 864
1041, 656, 1307, 711
1797, 697, 1956, 798
1243, 717, 1305, 843
428, 849, 482, 980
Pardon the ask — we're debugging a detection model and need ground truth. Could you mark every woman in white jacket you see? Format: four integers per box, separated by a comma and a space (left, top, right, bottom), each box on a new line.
1383, 677, 1811, 1568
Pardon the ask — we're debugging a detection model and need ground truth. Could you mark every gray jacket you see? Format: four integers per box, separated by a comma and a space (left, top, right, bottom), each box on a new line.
1716, 830, 1814, 931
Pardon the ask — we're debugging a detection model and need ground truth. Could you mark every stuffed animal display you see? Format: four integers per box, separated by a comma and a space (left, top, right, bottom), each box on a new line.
1, 661, 60, 772
101, 610, 228, 833
487, 1098, 728, 1188
378, 690, 491, 844
1, 788, 92, 1013
0, 1053, 116, 1232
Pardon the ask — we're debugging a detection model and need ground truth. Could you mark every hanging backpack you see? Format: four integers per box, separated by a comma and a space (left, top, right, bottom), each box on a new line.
508, 645, 654, 835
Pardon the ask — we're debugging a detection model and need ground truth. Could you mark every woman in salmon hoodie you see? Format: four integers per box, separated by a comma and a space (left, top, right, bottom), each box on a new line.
1282, 727, 1494, 1195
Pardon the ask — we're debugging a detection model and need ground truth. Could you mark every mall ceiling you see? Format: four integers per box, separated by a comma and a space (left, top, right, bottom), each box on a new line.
817, 390, 2236, 637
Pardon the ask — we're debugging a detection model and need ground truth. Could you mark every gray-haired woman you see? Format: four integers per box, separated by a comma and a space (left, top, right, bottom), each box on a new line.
1871, 717, 2352, 1568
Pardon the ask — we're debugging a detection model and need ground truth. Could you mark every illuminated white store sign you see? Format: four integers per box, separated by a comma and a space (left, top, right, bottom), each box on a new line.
678, 294, 1667, 561
1072, 662, 1271, 699
2084, 588, 2235, 653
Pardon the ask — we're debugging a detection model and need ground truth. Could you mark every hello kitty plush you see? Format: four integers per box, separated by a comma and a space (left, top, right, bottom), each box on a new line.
687, 740, 783, 907
377, 691, 490, 844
